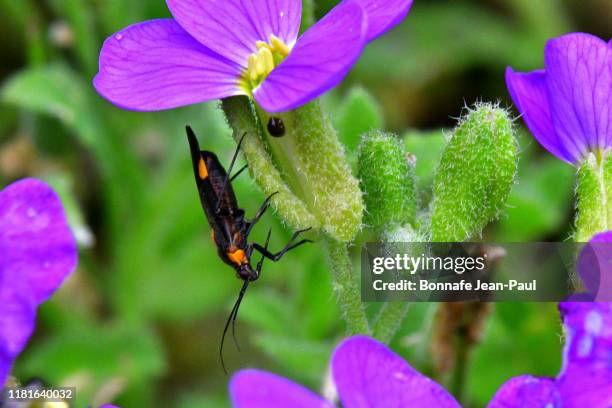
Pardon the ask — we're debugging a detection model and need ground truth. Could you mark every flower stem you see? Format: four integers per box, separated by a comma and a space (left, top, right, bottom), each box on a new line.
575, 152, 612, 241
371, 227, 423, 343
302, 0, 316, 29
324, 237, 370, 335
372, 303, 410, 343
431, 302, 491, 403
450, 334, 469, 401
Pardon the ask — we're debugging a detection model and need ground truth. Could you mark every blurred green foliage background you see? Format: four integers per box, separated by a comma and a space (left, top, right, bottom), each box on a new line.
0, 0, 610, 406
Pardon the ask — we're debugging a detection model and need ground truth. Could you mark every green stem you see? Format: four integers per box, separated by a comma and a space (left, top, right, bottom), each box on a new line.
506, 0, 569, 37
324, 237, 370, 335
450, 333, 469, 402
371, 227, 423, 343
302, 0, 316, 30
372, 303, 410, 343
575, 153, 612, 242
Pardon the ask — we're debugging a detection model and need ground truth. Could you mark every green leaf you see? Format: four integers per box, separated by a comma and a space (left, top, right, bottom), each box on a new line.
297, 256, 340, 339
352, 2, 569, 86
1, 65, 147, 240
403, 129, 446, 198
2, 65, 94, 133
494, 157, 573, 241
177, 393, 229, 408
110, 176, 235, 321
335, 87, 384, 154
48, 0, 99, 74
468, 303, 561, 406
1, 65, 142, 186
17, 321, 165, 407
237, 290, 299, 336
253, 334, 333, 384
0, 0, 34, 27
43, 171, 94, 247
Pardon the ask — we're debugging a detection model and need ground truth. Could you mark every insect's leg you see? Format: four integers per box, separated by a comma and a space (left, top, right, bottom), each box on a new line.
252, 228, 312, 261
216, 133, 247, 213
230, 229, 270, 354
255, 228, 273, 275
230, 164, 248, 182
220, 280, 249, 374
245, 192, 278, 237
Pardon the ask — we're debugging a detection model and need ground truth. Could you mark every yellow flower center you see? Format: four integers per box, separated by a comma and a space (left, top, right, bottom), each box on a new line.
239, 34, 291, 94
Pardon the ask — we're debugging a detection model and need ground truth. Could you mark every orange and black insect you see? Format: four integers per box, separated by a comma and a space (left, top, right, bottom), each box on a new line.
186, 126, 310, 372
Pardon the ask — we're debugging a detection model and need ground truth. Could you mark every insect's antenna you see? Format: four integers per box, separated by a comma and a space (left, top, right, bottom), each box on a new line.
229, 230, 272, 356
220, 279, 249, 374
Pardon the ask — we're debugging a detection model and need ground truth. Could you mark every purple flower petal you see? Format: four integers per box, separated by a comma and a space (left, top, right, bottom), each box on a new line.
0, 179, 77, 304
254, 0, 366, 112
0, 179, 77, 386
166, 0, 302, 66
590, 231, 612, 243
229, 369, 333, 408
331, 336, 461, 408
556, 302, 612, 407
487, 375, 561, 408
505, 68, 575, 163
355, 0, 414, 41
544, 33, 612, 162
0, 289, 35, 386
576, 231, 612, 300
94, 19, 244, 111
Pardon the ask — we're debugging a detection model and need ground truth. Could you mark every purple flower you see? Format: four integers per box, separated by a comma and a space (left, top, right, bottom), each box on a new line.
0, 179, 77, 386
506, 33, 611, 164
489, 302, 612, 407
576, 231, 612, 301
229, 302, 612, 407
230, 335, 460, 408
93, 0, 413, 113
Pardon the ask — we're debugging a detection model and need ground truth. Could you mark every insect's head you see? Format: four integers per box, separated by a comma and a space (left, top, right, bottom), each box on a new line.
227, 247, 259, 281
236, 261, 260, 282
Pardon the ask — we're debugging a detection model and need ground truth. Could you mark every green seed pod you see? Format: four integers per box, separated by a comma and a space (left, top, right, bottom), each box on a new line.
357, 131, 417, 231
431, 103, 518, 242
575, 152, 612, 242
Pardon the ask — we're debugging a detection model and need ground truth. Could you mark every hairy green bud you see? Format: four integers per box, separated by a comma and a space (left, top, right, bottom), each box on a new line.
575, 152, 612, 242
358, 131, 417, 231
431, 103, 518, 242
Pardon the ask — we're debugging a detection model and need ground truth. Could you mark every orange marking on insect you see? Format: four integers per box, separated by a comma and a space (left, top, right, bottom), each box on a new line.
210, 230, 216, 243
227, 249, 248, 265
198, 158, 208, 179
